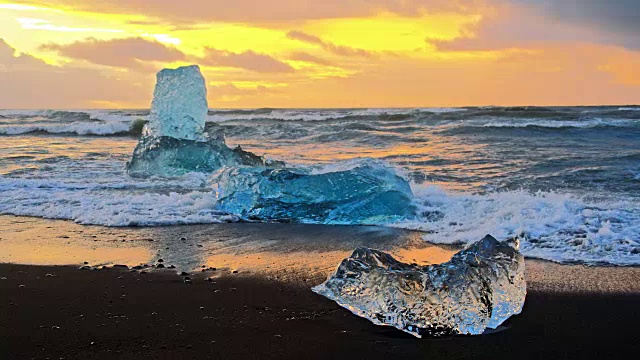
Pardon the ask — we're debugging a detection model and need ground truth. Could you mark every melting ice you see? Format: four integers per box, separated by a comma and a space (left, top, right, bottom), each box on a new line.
213, 159, 416, 224
313, 235, 526, 337
126, 65, 277, 177
127, 65, 416, 224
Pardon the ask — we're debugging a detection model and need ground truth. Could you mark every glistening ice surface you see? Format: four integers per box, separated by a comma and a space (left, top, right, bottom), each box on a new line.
313, 235, 526, 337
146, 65, 207, 141
0, 106, 639, 265
126, 66, 275, 177
213, 159, 415, 224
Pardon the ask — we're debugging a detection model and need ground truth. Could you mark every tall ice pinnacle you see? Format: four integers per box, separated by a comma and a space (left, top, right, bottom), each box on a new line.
146, 65, 207, 141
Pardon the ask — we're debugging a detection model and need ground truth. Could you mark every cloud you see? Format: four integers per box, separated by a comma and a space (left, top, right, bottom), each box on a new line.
0, 38, 48, 70
0, 38, 150, 108
511, 1, 640, 38
208, 82, 283, 104
200, 48, 294, 73
41, 37, 185, 70
287, 31, 374, 58
432, 1, 640, 51
19, 0, 474, 23
289, 52, 334, 66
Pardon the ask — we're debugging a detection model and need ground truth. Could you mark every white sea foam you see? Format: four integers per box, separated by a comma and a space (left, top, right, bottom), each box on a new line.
207, 108, 466, 123
618, 107, 640, 111
392, 185, 640, 266
0, 175, 236, 226
461, 118, 636, 129
0, 109, 148, 135
0, 121, 132, 135
1, 169, 637, 265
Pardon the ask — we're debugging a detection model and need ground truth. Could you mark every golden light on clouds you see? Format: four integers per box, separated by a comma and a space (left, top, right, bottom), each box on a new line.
0, 0, 638, 108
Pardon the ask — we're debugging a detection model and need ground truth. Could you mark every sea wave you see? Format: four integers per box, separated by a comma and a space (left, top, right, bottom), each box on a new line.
1, 107, 639, 137
1, 170, 638, 265
0, 174, 233, 226
207, 108, 466, 123
392, 185, 640, 266
441, 118, 639, 131
0, 121, 134, 136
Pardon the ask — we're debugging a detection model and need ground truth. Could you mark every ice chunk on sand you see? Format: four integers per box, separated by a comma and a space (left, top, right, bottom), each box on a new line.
127, 65, 279, 177
146, 65, 207, 141
312, 235, 526, 337
212, 159, 416, 224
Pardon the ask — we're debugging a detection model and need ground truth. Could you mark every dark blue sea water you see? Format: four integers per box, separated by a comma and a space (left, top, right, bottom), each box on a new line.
0, 106, 639, 265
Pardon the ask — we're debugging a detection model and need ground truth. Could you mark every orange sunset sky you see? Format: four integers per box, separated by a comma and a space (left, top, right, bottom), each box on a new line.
0, 0, 638, 108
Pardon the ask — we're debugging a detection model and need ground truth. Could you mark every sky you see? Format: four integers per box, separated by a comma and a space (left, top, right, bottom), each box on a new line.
0, 0, 638, 108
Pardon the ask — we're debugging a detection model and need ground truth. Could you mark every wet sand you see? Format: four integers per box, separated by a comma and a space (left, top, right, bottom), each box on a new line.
1, 215, 639, 359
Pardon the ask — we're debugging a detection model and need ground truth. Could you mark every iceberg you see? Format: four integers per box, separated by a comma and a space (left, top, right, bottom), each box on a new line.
213, 159, 416, 224
126, 65, 277, 177
146, 65, 208, 141
312, 235, 526, 337
126, 65, 416, 223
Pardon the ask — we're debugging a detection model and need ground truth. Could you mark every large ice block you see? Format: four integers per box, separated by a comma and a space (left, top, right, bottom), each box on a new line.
312, 235, 526, 337
126, 65, 280, 177
146, 65, 207, 141
213, 159, 415, 224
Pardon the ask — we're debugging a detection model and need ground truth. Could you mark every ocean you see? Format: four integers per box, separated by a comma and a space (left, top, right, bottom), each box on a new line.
0, 106, 639, 265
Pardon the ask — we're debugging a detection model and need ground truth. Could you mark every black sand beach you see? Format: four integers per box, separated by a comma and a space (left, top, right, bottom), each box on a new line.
2, 263, 639, 360
1, 216, 639, 359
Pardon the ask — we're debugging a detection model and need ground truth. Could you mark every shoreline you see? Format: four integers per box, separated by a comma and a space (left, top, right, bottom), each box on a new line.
2, 263, 639, 359
1, 215, 639, 358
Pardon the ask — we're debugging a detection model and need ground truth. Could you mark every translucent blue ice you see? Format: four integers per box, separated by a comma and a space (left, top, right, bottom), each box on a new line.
213, 159, 416, 224
126, 65, 277, 177
313, 235, 526, 337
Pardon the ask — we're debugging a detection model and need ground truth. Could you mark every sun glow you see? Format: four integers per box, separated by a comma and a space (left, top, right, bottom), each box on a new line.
0, 0, 638, 108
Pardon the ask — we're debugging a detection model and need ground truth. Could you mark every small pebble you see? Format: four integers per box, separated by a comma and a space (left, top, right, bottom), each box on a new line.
180, 237, 186, 241
157, 259, 164, 263
156, 264, 165, 269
